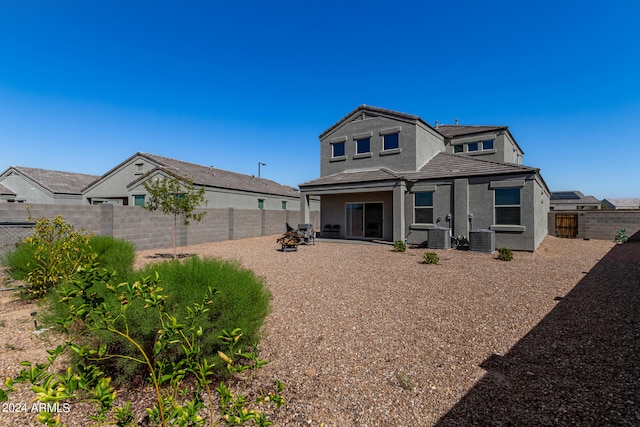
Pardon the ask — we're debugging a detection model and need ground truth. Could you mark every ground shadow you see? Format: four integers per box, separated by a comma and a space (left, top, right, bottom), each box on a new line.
435, 239, 640, 426
145, 253, 191, 260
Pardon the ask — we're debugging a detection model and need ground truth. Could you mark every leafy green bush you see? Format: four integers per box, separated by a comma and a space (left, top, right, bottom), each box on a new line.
21, 216, 95, 298
393, 240, 407, 252
89, 235, 136, 277
3, 265, 284, 426
423, 251, 439, 264
497, 247, 513, 261
48, 256, 272, 384
3, 224, 136, 297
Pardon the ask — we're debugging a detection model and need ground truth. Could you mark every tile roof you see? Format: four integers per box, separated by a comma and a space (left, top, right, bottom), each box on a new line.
299, 168, 400, 187
300, 154, 538, 189
138, 153, 301, 198
319, 105, 434, 139
603, 198, 640, 209
405, 153, 538, 180
550, 191, 600, 205
11, 167, 100, 194
435, 125, 508, 138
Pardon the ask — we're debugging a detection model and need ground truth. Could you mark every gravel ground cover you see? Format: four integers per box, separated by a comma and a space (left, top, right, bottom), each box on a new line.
1, 235, 638, 426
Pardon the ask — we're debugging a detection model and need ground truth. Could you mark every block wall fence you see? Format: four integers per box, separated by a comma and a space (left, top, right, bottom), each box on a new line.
0, 203, 320, 255
548, 210, 640, 241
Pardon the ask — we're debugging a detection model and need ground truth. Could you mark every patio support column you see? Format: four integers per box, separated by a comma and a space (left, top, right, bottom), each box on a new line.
299, 192, 310, 225
453, 178, 469, 237
393, 180, 406, 242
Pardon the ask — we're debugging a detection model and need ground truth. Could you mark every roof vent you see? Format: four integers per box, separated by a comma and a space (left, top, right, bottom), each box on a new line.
455, 118, 459, 126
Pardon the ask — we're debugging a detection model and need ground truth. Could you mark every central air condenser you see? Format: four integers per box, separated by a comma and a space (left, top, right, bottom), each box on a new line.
427, 227, 451, 249
469, 229, 495, 252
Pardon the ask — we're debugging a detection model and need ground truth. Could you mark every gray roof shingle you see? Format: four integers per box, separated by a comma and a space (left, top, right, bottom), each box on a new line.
138, 153, 301, 198
299, 168, 400, 187
406, 153, 538, 180
11, 167, 100, 194
435, 125, 508, 138
300, 153, 538, 189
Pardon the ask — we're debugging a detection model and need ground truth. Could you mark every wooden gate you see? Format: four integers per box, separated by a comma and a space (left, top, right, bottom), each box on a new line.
555, 214, 578, 238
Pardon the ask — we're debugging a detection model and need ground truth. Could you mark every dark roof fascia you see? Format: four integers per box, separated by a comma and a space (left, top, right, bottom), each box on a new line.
125, 167, 184, 190
436, 125, 525, 156
299, 167, 401, 188
319, 105, 437, 140
83, 152, 161, 193
130, 153, 301, 198
4, 167, 54, 197
299, 178, 400, 194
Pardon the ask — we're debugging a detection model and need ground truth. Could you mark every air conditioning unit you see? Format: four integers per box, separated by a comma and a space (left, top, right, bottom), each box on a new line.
427, 227, 451, 249
469, 229, 495, 252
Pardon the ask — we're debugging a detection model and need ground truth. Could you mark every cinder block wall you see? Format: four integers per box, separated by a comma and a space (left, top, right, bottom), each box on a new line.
0, 203, 321, 254
548, 211, 640, 241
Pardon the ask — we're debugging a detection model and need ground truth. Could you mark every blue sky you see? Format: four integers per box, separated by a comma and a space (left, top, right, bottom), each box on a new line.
1, 1, 638, 199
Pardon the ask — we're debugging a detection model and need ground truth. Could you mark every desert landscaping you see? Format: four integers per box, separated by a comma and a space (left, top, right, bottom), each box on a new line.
1, 235, 639, 426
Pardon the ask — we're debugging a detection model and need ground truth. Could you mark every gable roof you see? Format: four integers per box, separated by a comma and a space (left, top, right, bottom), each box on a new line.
133, 153, 301, 198
2, 166, 100, 195
550, 191, 600, 205
602, 198, 640, 209
435, 125, 508, 138
319, 105, 436, 139
405, 153, 539, 180
300, 153, 543, 189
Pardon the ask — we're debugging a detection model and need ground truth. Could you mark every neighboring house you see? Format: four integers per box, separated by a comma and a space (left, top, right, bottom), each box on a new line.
602, 198, 640, 210
299, 105, 550, 251
0, 166, 99, 204
83, 152, 313, 211
550, 191, 601, 210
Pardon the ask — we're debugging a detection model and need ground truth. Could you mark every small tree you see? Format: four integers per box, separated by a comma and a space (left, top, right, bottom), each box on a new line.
143, 175, 207, 258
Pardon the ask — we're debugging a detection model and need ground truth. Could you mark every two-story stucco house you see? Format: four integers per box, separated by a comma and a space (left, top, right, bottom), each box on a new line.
299, 105, 550, 251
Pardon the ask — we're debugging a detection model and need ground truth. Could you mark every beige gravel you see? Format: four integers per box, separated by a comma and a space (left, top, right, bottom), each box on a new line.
1, 235, 638, 426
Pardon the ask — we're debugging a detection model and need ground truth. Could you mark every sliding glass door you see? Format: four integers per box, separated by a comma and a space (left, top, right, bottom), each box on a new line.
346, 202, 383, 238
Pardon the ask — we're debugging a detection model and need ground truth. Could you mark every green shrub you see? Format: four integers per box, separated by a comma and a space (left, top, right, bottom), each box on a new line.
4, 224, 136, 298
89, 235, 136, 277
423, 251, 439, 264
4, 265, 285, 426
497, 247, 513, 261
393, 240, 407, 252
2, 241, 38, 281
47, 255, 272, 384
21, 216, 95, 298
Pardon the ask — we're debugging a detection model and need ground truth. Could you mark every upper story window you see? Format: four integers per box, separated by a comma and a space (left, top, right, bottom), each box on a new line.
281, 201, 287, 210
453, 139, 495, 154
134, 195, 145, 207
414, 192, 434, 224
356, 137, 371, 154
331, 141, 345, 158
383, 133, 399, 150
258, 199, 265, 209
495, 188, 521, 225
